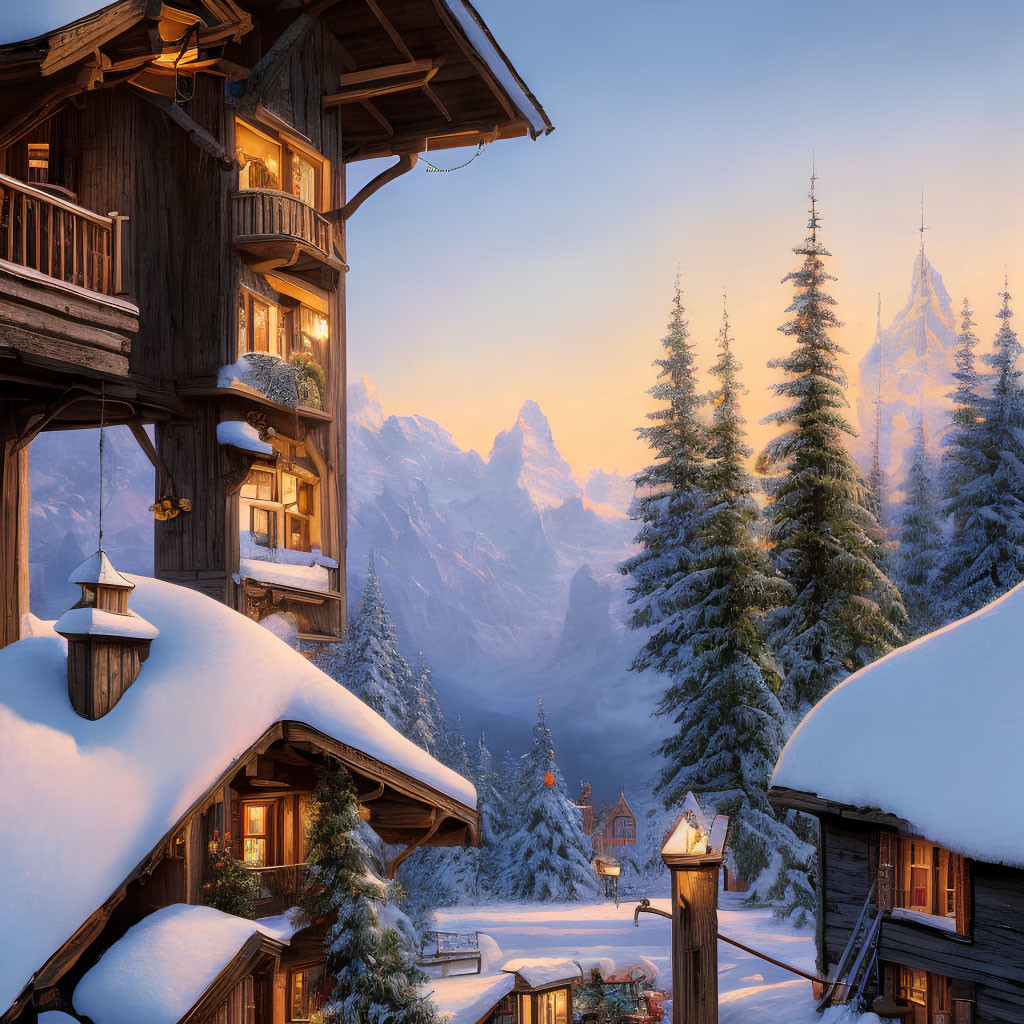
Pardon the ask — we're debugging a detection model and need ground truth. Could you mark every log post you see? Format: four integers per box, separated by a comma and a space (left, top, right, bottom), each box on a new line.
0, 410, 30, 648
660, 802, 728, 1024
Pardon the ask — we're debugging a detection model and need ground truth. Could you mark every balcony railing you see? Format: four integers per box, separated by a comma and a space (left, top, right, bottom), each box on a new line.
251, 862, 308, 915
0, 173, 124, 296
232, 189, 334, 259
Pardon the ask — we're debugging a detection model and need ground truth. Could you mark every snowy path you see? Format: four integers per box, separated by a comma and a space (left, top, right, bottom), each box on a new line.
433, 894, 831, 1024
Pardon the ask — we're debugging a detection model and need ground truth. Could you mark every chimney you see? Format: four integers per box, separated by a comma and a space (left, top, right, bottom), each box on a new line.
54, 550, 159, 720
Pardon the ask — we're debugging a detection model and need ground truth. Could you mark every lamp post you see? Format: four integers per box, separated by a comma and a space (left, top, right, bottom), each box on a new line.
659, 799, 729, 1024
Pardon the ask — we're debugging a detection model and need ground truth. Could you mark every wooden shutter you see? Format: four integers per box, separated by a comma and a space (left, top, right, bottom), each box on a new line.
953, 854, 972, 935
952, 979, 975, 1024
877, 832, 896, 911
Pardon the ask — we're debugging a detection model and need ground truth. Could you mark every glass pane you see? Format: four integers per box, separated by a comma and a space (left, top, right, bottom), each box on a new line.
298, 482, 313, 515
292, 153, 318, 208
299, 308, 329, 358
283, 474, 298, 507
252, 508, 271, 547
287, 515, 308, 552
291, 971, 304, 1020
237, 291, 246, 354
236, 121, 281, 190
555, 990, 567, 1024
256, 471, 274, 502
253, 301, 269, 352
243, 837, 265, 866
246, 805, 265, 835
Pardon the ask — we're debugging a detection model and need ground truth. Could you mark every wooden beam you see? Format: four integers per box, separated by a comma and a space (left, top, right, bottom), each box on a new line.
386, 809, 442, 878
322, 65, 441, 107
338, 57, 441, 88
128, 85, 234, 168
327, 151, 418, 223
768, 785, 914, 832
362, 0, 414, 60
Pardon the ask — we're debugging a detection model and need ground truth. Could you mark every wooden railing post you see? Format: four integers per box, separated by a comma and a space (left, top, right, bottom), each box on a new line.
107, 212, 127, 295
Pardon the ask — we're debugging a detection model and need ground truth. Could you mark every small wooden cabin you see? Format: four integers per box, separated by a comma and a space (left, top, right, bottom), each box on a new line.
770, 583, 1024, 1024
428, 961, 579, 1024
0, 575, 479, 1024
0, 0, 551, 646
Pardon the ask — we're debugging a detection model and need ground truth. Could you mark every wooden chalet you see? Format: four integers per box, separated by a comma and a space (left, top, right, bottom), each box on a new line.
0, 0, 552, 646
770, 584, 1024, 1023
0, 569, 480, 1024
426, 959, 579, 1024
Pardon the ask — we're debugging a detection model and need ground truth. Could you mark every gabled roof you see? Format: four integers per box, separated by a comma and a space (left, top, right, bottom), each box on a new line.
771, 581, 1024, 868
0, 576, 476, 1015
73, 904, 299, 1024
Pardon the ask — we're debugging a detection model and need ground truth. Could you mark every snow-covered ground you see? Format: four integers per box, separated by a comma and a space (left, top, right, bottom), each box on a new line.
431, 895, 869, 1024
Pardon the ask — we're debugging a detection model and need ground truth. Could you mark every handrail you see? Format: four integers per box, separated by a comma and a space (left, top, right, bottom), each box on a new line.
0, 172, 112, 228
0, 173, 125, 295
232, 188, 333, 258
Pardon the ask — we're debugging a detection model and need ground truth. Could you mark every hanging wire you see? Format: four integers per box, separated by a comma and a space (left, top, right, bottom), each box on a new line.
421, 142, 486, 174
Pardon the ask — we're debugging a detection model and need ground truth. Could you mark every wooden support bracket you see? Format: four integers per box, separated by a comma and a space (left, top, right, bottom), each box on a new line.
128, 85, 235, 168
386, 809, 441, 878
327, 151, 418, 223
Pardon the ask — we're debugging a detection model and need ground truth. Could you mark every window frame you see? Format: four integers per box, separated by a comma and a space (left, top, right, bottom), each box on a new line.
288, 964, 330, 1023
239, 448, 321, 556
242, 800, 274, 868
235, 117, 329, 212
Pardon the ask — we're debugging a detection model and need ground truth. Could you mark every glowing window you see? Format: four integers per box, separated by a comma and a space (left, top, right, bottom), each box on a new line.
291, 153, 319, 208
898, 966, 927, 1006
243, 803, 270, 867
289, 965, 328, 1022
236, 120, 281, 190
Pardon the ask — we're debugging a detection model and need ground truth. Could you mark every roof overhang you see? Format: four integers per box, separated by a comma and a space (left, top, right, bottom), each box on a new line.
768, 784, 915, 833
3, 718, 477, 1023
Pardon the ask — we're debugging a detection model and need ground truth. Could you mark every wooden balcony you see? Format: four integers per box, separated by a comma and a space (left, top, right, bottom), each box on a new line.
232, 189, 345, 290
0, 174, 138, 378
251, 863, 308, 916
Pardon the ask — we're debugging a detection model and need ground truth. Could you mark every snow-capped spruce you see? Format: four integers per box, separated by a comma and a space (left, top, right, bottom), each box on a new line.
894, 424, 942, 638
297, 764, 438, 1024
620, 275, 709, 672
315, 553, 419, 732
652, 304, 812, 919
940, 282, 1024, 618
504, 701, 600, 901
760, 179, 905, 715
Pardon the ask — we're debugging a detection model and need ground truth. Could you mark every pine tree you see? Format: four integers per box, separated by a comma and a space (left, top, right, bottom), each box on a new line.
652, 304, 812, 918
316, 554, 417, 730
406, 651, 448, 760
474, 733, 508, 899
505, 701, 600, 901
940, 299, 985, 563
760, 179, 905, 714
941, 282, 1024, 616
298, 763, 437, 1024
620, 275, 709, 673
895, 425, 942, 638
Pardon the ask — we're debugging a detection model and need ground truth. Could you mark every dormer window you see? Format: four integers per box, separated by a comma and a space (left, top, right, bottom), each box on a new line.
243, 802, 273, 867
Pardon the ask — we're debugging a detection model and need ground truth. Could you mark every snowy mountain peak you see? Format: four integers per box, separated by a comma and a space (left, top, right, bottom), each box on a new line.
487, 401, 580, 510
349, 375, 385, 431
855, 249, 958, 484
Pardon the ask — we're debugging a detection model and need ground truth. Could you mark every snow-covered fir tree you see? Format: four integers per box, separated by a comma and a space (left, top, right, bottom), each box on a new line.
653, 305, 813, 919
315, 554, 418, 729
760, 180, 905, 715
620, 275, 709, 673
406, 651, 449, 760
298, 763, 437, 1024
894, 425, 942, 638
474, 733, 509, 899
504, 701, 600, 901
940, 283, 1024, 618
940, 298, 986, 581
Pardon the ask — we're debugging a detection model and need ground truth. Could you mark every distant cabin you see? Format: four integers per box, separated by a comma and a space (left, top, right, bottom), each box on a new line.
593, 793, 637, 859
770, 582, 1024, 1024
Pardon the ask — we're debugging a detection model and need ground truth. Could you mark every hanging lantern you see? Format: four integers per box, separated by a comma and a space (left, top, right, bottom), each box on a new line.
543, 771, 556, 787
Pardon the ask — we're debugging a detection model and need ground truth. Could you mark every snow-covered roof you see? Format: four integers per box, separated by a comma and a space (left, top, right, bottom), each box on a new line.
435, 1, 551, 138
73, 905, 301, 1024
0, 576, 476, 1012
68, 549, 133, 589
53, 606, 159, 641
424, 973, 515, 1024
773, 581, 1024, 867
501, 958, 586, 989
